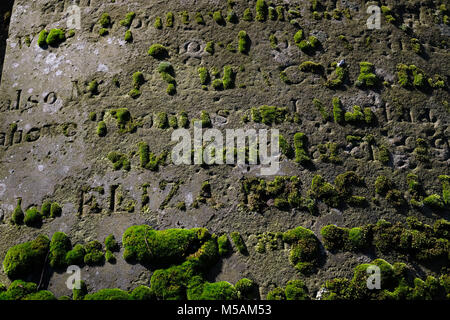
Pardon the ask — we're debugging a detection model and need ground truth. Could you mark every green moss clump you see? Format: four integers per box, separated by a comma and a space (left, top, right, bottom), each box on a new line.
332, 97, 344, 124
138, 142, 167, 171
84, 288, 131, 300
99, 13, 111, 28
154, 16, 162, 29
243, 8, 253, 21
375, 175, 392, 195
235, 278, 258, 300
37, 30, 48, 48
122, 225, 215, 268
255, 0, 268, 22
266, 287, 285, 300
376, 145, 390, 165
46, 29, 66, 47
251, 105, 287, 125
120, 12, 136, 28
213, 11, 225, 25
345, 105, 364, 124
285, 280, 310, 300
355, 62, 379, 88
198, 67, 210, 85
124, 30, 133, 42
3, 235, 50, 279
293, 29, 304, 46
238, 30, 250, 54
40, 201, 51, 218
230, 232, 247, 255
99, 28, 108, 36
65, 244, 85, 266
50, 202, 62, 218
130, 285, 155, 300
107, 152, 130, 171
439, 175, 450, 205
24, 207, 41, 227
325, 64, 348, 88
283, 226, 321, 274
222, 65, 235, 89
195, 12, 205, 24
87, 80, 99, 96
84, 241, 104, 266
49, 232, 71, 269
313, 98, 330, 121
97, 121, 107, 137
212, 79, 223, 90
310, 175, 341, 208
178, 111, 189, 128
205, 41, 214, 55
166, 12, 174, 27
0, 280, 38, 300
217, 235, 230, 256
293, 133, 310, 165
414, 138, 429, 162
299, 61, 323, 74
193, 281, 238, 300
156, 112, 169, 129
321, 225, 348, 251
148, 44, 169, 59
132, 71, 145, 89
110, 108, 135, 133
423, 194, 444, 210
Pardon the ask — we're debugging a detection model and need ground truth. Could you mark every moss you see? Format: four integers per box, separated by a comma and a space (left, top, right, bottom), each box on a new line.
24, 290, 57, 300
97, 121, 107, 137
195, 12, 205, 24
266, 287, 285, 300
138, 142, 167, 171
356, 62, 379, 88
83, 241, 104, 266
48, 232, 71, 269
46, 29, 65, 47
104, 234, 119, 252
321, 225, 348, 252
414, 138, 429, 162
124, 30, 133, 42
332, 97, 344, 124
87, 80, 99, 96
154, 16, 162, 29
120, 12, 135, 28
99, 28, 109, 36
132, 71, 145, 89
285, 280, 310, 300
0, 280, 38, 300
325, 65, 348, 88
243, 8, 253, 21
255, 0, 268, 22
423, 194, 444, 210
299, 61, 323, 74
148, 44, 168, 59
166, 12, 174, 27
251, 105, 287, 125
313, 98, 330, 121
198, 67, 210, 85
375, 175, 392, 195
84, 288, 131, 300
130, 285, 155, 300
178, 111, 189, 128
310, 175, 341, 208
205, 41, 214, 55
230, 232, 247, 255
107, 152, 130, 170
293, 132, 310, 165
23, 207, 41, 227
439, 175, 450, 205
235, 278, 257, 300
167, 84, 176, 95
194, 281, 237, 300
122, 225, 214, 268
37, 30, 48, 48
41, 201, 51, 218
3, 235, 50, 279
283, 226, 321, 274
213, 11, 225, 25
227, 10, 238, 24
376, 145, 390, 165
65, 244, 85, 266
386, 189, 406, 208
50, 202, 62, 218
99, 13, 111, 28
212, 79, 223, 91
293, 29, 304, 46
238, 30, 250, 54
156, 111, 169, 129
345, 105, 364, 124
222, 65, 235, 89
